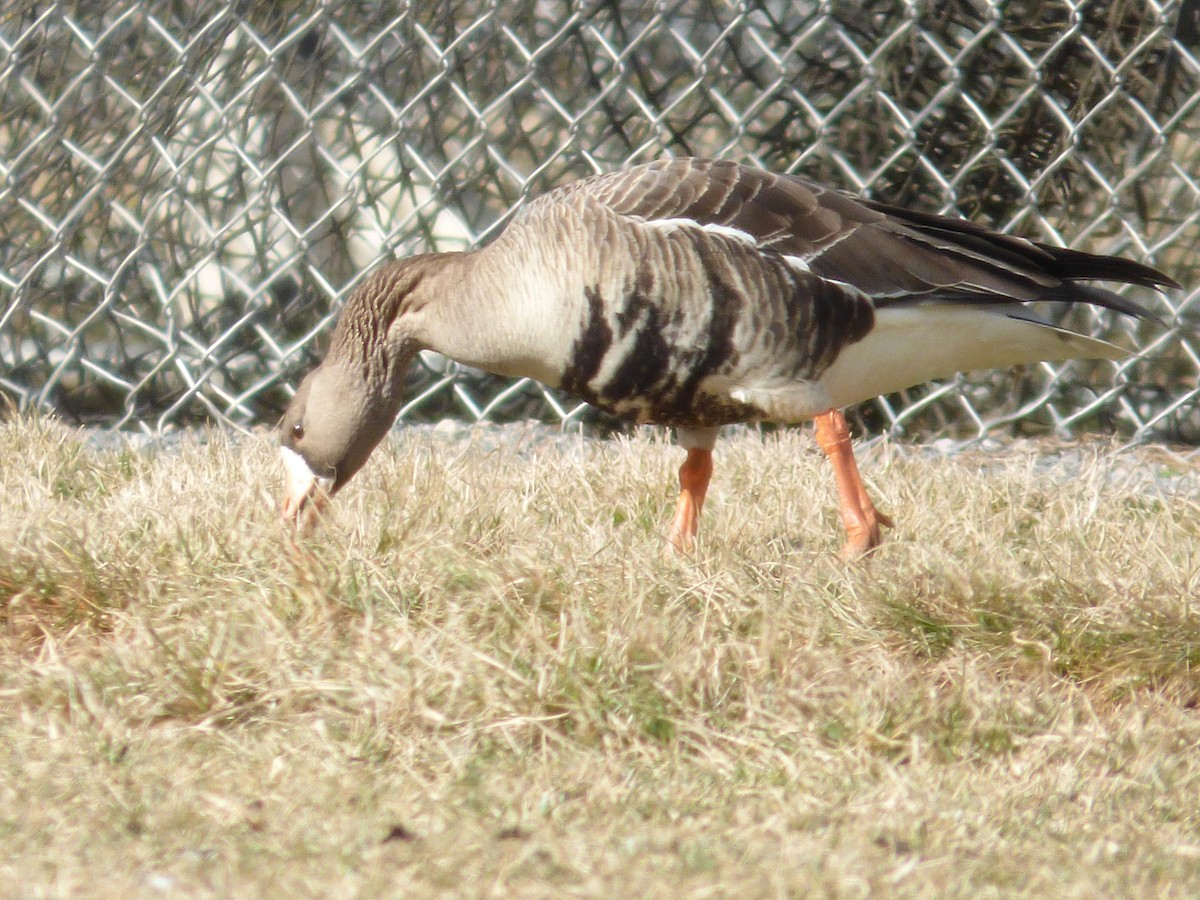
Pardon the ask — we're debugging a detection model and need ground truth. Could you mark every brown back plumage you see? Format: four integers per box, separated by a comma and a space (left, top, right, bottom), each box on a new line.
552, 157, 1173, 316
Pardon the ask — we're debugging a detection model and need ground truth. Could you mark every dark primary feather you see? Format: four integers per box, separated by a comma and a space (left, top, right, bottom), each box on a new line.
563, 157, 1173, 319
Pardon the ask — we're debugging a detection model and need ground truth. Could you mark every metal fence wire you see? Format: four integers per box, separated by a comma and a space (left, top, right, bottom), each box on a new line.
2, 0, 1198, 442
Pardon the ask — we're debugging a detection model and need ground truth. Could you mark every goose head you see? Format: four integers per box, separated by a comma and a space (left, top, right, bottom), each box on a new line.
279, 361, 394, 527
278, 257, 451, 526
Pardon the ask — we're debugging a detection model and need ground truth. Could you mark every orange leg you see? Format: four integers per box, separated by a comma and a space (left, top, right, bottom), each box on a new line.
814, 409, 893, 558
666, 448, 713, 553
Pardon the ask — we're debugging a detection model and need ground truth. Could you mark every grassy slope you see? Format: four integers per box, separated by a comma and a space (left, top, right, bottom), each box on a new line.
2, 416, 1199, 897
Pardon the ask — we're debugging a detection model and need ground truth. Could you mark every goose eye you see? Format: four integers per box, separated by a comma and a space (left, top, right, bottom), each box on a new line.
292, 423, 305, 441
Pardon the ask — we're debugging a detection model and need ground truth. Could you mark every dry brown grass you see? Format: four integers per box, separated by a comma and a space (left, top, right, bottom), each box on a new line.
2, 415, 1200, 897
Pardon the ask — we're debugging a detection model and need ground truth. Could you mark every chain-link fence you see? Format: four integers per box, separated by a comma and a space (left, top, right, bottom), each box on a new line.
2, 1, 1198, 443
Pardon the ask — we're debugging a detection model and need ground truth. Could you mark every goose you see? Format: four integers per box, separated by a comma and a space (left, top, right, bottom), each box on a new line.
279, 157, 1174, 557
